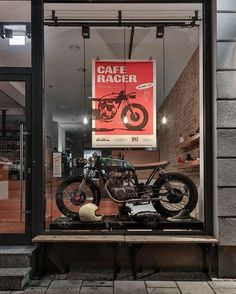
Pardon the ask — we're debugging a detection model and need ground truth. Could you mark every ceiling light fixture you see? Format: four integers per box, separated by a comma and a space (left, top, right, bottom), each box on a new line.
5, 28, 13, 39
162, 116, 167, 124
83, 116, 88, 125
26, 25, 31, 39
0, 25, 5, 39
82, 36, 88, 126
156, 26, 164, 38
82, 26, 90, 39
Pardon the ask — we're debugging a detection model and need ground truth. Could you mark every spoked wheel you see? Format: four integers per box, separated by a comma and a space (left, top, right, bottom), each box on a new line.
121, 103, 148, 131
55, 175, 101, 219
153, 173, 198, 217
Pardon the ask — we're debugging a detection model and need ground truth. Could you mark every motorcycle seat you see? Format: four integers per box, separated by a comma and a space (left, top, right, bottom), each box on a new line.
133, 161, 169, 170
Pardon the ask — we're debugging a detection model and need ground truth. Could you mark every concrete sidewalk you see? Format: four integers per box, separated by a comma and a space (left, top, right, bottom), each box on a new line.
4, 279, 236, 294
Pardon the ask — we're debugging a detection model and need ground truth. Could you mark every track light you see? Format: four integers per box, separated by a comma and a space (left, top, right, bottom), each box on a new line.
0, 25, 5, 39
82, 26, 90, 39
162, 116, 167, 124
26, 25, 31, 39
5, 29, 13, 39
83, 116, 88, 125
156, 26, 164, 39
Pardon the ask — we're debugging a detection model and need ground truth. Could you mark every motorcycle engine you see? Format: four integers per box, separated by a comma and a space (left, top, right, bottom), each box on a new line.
106, 171, 137, 202
98, 99, 117, 120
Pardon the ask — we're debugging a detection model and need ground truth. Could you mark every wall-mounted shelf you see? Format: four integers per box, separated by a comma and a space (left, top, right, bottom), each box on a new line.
175, 159, 200, 170
176, 133, 199, 150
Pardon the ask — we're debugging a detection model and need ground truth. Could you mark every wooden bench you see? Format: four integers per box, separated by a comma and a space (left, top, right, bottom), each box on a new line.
33, 235, 125, 279
125, 235, 218, 279
32, 234, 218, 280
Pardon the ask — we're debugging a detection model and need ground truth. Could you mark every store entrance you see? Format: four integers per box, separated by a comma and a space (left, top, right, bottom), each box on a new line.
0, 75, 32, 244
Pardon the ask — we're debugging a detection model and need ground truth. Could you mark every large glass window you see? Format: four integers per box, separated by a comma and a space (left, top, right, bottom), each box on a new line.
0, 1, 31, 67
44, 3, 203, 232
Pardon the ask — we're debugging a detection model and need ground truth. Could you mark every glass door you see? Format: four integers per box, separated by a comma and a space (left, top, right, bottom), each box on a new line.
0, 76, 31, 243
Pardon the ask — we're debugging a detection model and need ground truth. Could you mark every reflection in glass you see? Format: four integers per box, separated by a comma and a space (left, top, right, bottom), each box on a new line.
0, 1, 31, 67
0, 81, 26, 233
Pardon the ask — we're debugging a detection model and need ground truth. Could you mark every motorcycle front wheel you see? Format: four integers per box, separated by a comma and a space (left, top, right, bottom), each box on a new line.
153, 173, 198, 217
55, 175, 101, 219
121, 103, 148, 131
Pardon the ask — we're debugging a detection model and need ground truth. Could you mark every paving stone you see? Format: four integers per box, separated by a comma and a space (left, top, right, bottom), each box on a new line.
24, 288, 47, 294
147, 289, 180, 294
177, 282, 215, 294
82, 281, 113, 287
214, 290, 236, 294
80, 286, 113, 294
208, 281, 236, 288
46, 290, 79, 294
11, 289, 47, 294
28, 279, 52, 287
114, 281, 147, 294
49, 280, 82, 289
145, 281, 177, 288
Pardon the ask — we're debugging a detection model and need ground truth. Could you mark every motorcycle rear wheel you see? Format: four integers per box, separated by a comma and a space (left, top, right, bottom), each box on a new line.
153, 173, 198, 217
55, 175, 101, 219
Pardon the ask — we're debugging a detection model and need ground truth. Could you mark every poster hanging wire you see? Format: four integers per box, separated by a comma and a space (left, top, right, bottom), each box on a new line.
83, 37, 86, 116
123, 27, 127, 94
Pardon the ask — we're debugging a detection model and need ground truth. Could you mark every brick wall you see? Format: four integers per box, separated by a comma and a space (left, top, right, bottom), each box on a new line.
157, 47, 200, 186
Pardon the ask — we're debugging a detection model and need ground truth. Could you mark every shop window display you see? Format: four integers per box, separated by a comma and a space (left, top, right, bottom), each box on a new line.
44, 3, 203, 232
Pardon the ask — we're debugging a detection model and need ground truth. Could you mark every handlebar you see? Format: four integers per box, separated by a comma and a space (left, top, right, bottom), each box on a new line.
90, 91, 136, 100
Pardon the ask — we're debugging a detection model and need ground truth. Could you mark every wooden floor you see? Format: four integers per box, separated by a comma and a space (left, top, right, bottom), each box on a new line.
0, 179, 120, 233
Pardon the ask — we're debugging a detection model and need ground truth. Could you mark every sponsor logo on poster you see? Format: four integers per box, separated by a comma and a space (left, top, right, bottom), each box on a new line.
92, 60, 156, 148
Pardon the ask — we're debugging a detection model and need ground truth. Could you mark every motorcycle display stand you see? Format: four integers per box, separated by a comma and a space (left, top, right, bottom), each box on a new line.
49, 215, 204, 231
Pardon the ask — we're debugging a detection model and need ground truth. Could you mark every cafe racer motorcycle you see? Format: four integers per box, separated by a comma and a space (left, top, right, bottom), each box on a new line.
92, 90, 148, 131
55, 154, 198, 220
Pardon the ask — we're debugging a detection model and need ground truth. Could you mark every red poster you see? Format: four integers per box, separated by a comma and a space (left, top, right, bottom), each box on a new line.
92, 60, 156, 148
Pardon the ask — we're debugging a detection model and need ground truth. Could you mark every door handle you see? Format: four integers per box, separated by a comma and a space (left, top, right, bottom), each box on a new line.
19, 124, 24, 222
22, 210, 32, 215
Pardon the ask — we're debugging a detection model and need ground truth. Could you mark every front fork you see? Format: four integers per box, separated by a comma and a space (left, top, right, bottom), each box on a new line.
77, 168, 91, 194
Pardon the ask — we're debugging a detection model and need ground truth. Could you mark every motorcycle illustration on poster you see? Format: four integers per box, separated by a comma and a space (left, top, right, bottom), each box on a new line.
92, 60, 156, 148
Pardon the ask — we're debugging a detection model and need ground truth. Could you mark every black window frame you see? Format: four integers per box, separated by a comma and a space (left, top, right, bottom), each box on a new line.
30, 0, 214, 238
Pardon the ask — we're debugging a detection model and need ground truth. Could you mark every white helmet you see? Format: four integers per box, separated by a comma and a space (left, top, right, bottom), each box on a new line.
79, 203, 103, 222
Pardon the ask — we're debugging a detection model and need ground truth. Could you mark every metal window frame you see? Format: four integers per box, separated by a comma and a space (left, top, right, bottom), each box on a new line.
0, 72, 32, 244
0, 0, 214, 242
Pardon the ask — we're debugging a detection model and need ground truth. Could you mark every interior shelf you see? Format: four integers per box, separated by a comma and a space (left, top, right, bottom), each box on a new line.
176, 133, 199, 149
175, 159, 200, 169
